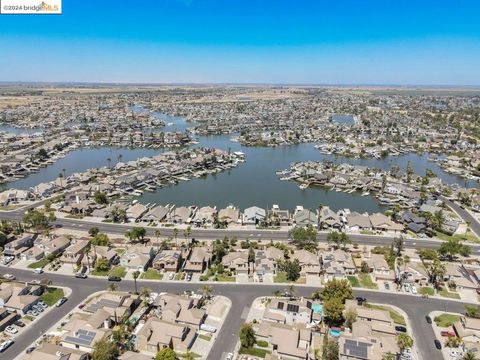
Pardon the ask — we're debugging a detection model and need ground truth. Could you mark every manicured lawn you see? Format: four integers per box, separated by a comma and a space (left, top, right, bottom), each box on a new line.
360, 230, 375, 235
109, 266, 127, 278
434, 313, 460, 327
364, 303, 406, 325
256, 340, 269, 348
178, 352, 201, 359
90, 268, 110, 276
274, 272, 288, 283
215, 274, 235, 282
28, 258, 50, 269
358, 273, 378, 289
439, 287, 461, 299
115, 248, 126, 255
436, 231, 479, 243
239, 347, 271, 358
40, 288, 64, 306
140, 269, 163, 280
198, 334, 212, 341
419, 287, 435, 296
347, 276, 360, 287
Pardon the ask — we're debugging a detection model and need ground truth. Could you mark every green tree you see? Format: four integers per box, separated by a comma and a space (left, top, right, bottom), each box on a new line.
322, 278, 354, 303
92, 233, 109, 246
322, 336, 339, 360
23, 209, 49, 230
462, 351, 478, 360
289, 225, 318, 252
89, 227, 100, 237
94, 190, 108, 205
344, 307, 357, 328
126, 227, 147, 243
396, 333, 414, 354
427, 258, 446, 289
155, 348, 177, 360
133, 270, 140, 294
324, 297, 345, 326
438, 238, 471, 261
95, 257, 110, 273
326, 231, 341, 249
91, 338, 119, 360
239, 323, 256, 348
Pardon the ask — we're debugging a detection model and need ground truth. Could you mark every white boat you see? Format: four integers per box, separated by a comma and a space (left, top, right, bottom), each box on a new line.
299, 183, 309, 190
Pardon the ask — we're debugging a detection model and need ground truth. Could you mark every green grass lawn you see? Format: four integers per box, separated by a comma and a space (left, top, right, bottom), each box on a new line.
347, 276, 360, 287
215, 274, 235, 282
358, 273, 378, 289
90, 268, 110, 276
198, 334, 212, 341
115, 248, 126, 255
364, 303, 406, 325
274, 272, 288, 283
436, 231, 479, 243
28, 258, 50, 269
109, 266, 127, 278
178, 352, 201, 359
419, 287, 435, 296
439, 287, 461, 299
140, 269, 163, 280
40, 288, 64, 306
360, 230, 375, 235
239, 347, 271, 358
434, 313, 460, 327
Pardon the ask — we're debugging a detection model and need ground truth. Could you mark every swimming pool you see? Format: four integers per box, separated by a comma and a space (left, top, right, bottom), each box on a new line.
329, 329, 341, 337
312, 303, 323, 315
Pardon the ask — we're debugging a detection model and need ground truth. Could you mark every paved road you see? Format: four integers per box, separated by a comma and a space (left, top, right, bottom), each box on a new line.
442, 197, 480, 238
0, 268, 470, 360
3, 209, 480, 254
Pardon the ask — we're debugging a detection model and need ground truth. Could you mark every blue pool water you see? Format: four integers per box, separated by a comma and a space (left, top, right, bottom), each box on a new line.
329, 329, 341, 337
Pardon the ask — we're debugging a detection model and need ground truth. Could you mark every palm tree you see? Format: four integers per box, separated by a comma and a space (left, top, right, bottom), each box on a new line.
184, 226, 192, 245
133, 271, 140, 294
396, 334, 414, 355
154, 229, 161, 248
173, 228, 179, 246
287, 284, 296, 299
117, 153, 123, 164
201, 285, 213, 300
107, 157, 111, 168
272, 290, 281, 298
58, 172, 64, 187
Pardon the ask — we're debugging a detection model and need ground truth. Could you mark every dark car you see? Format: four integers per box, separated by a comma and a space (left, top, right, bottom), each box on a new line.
26, 347, 36, 354
14, 320, 25, 327
355, 297, 366, 305
75, 273, 88, 279
395, 326, 407, 333
108, 276, 122, 282
426, 315, 432, 324
434, 339, 442, 350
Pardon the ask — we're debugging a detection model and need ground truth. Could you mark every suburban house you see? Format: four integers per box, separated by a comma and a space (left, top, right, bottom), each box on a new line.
319, 206, 342, 229
3, 233, 35, 258
222, 250, 250, 275
152, 250, 183, 272
60, 239, 90, 265
292, 250, 320, 275
0, 282, 42, 315
243, 206, 267, 225
365, 254, 395, 281
126, 203, 148, 222
35, 236, 71, 257
143, 205, 170, 223
346, 213, 372, 231
183, 246, 212, 273
254, 247, 285, 276
120, 245, 156, 272
294, 209, 318, 227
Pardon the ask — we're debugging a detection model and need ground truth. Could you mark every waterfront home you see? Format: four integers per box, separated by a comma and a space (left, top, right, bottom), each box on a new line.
143, 205, 170, 223
192, 206, 217, 226
169, 206, 192, 224
35, 235, 71, 257
369, 213, 403, 233
243, 206, 267, 225
222, 250, 250, 275
135, 317, 196, 355
346, 212, 372, 232
152, 250, 183, 272
401, 211, 427, 234
268, 204, 291, 226
61, 309, 113, 352
0, 282, 42, 315
3, 233, 35, 258
126, 203, 149, 223
59, 239, 90, 265
294, 209, 317, 227
291, 250, 320, 275
183, 246, 212, 273
119, 245, 155, 272
318, 206, 342, 229
254, 247, 285, 276
218, 207, 240, 224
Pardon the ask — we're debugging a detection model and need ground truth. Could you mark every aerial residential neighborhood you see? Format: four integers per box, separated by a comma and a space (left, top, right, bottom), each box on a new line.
1, 1, 480, 360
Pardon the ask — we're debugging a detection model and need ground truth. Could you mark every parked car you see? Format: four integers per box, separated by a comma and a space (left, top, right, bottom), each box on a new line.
5, 326, 18, 334
30, 279, 41, 285
226, 353, 233, 360
403, 284, 410, 292
410, 285, 417, 294
56, 297, 68, 307
108, 275, 121, 282
186, 272, 193, 281
75, 273, 88, 279
33, 268, 44, 274
14, 320, 25, 327
384, 282, 390, 290
26, 346, 36, 354
78, 303, 86, 309
440, 330, 456, 337
434, 339, 442, 350
395, 326, 407, 333
0, 340, 14, 352
425, 315, 432, 324
3, 274, 15, 280
355, 297, 366, 305
168, 273, 174, 280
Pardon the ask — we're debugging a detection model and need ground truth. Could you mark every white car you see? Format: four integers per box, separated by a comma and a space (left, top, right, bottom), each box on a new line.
33, 268, 44, 274
410, 285, 417, 294
168, 273, 174, 280
3, 274, 15, 280
0, 340, 13, 352
30, 280, 41, 285
5, 326, 18, 334
403, 284, 410, 292
226, 353, 234, 360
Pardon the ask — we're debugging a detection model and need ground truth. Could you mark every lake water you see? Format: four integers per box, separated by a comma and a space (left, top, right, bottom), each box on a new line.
1, 107, 477, 213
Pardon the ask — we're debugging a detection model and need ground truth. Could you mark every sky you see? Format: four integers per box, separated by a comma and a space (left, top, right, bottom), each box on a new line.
0, 0, 480, 85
